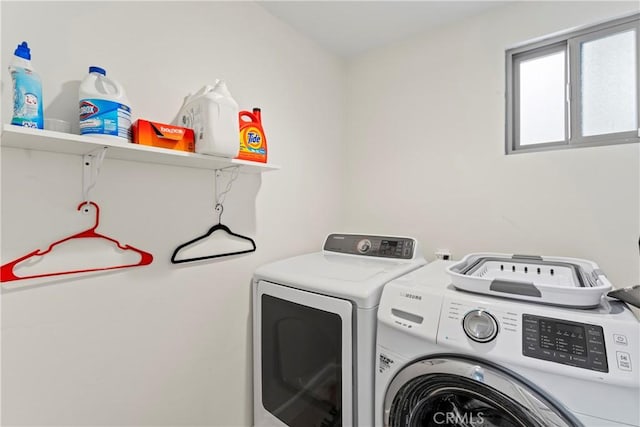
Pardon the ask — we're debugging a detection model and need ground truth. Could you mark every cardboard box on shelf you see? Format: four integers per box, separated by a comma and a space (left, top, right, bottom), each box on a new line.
132, 119, 195, 152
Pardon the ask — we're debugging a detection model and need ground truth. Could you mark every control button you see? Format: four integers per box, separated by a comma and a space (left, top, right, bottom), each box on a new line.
617, 352, 632, 371
357, 239, 372, 254
570, 355, 587, 364
613, 334, 628, 346
463, 310, 499, 343
572, 346, 586, 356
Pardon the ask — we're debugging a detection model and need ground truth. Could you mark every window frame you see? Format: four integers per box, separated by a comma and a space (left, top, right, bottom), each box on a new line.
506, 13, 640, 155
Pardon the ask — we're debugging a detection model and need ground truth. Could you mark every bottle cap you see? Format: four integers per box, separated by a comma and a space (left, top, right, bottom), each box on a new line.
89, 66, 106, 76
14, 41, 31, 60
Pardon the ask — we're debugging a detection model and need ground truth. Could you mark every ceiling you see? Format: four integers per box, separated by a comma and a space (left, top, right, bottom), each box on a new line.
258, 1, 508, 58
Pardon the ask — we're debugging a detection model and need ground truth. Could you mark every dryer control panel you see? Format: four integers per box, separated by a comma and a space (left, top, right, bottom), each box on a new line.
324, 234, 416, 259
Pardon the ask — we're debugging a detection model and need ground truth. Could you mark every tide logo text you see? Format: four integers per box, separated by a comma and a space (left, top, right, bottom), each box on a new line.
247, 132, 262, 144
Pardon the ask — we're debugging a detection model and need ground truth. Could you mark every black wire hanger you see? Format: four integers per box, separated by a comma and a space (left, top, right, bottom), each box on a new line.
170, 168, 256, 264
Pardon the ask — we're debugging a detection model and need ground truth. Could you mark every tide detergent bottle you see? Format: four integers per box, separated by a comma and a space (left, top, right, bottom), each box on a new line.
237, 108, 268, 163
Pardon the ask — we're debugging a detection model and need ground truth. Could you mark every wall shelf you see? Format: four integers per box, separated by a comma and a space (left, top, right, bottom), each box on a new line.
0, 125, 280, 173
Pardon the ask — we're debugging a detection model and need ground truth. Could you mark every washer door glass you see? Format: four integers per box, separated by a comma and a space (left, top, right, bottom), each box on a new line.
385, 357, 580, 427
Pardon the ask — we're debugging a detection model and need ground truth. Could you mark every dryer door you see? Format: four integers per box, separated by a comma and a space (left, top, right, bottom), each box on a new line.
255, 280, 353, 427
383, 356, 581, 427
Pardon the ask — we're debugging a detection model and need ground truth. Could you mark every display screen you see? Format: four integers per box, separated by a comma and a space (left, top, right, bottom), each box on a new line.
539, 319, 587, 356
380, 240, 398, 255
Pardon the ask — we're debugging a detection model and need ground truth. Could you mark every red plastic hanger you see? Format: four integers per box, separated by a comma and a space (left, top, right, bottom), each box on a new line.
0, 202, 153, 283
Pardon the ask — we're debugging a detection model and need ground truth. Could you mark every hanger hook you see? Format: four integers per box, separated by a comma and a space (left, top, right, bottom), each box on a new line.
215, 203, 224, 223
76, 201, 100, 230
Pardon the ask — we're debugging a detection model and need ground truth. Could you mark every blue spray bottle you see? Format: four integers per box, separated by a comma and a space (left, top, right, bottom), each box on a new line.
9, 41, 44, 129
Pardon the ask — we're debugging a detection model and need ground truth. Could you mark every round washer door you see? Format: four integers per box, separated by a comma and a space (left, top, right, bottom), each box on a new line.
384, 356, 581, 427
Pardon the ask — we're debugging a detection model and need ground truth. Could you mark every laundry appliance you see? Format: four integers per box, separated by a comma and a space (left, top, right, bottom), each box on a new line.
252, 233, 426, 427
375, 260, 639, 426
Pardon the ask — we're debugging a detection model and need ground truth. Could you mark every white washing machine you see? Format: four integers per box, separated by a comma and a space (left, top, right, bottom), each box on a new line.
375, 261, 640, 426
253, 233, 426, 427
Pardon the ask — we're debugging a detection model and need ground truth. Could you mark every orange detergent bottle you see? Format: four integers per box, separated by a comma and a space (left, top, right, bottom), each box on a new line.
237, 108, 267, 163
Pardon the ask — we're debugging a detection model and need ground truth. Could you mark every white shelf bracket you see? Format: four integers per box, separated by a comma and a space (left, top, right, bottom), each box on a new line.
213, 166, 239, 222
82, 147, 108, 213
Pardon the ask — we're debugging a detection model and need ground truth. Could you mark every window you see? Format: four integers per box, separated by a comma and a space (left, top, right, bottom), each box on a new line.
506, 14, 639, 154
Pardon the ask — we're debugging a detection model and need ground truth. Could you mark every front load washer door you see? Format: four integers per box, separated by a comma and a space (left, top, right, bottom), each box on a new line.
384, 356, 582, 427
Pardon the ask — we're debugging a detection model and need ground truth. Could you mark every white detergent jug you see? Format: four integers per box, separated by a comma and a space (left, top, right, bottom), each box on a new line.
172, 80, 239, 158
79, 66, 131, 140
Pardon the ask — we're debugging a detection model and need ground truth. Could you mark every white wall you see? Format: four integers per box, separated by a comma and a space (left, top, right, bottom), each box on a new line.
1, 2, 345, 425
345, 1, 640, 288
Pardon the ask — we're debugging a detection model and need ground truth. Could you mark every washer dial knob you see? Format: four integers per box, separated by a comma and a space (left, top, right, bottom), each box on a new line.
357, 239, 372, 254
463, 310, 498, 343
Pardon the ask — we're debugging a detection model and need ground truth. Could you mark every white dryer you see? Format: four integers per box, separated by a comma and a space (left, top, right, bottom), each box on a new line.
253, 233, 426, 427
375, 261, 640, 427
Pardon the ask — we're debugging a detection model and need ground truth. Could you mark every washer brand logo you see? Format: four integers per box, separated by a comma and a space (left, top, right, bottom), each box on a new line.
79, 101, 98, 119
379, 354, 394, 373
434, 412, 484, 425
403, 293, 422, 301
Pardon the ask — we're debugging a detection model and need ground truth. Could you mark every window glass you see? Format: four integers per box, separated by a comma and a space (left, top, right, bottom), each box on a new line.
506, 14, 639, 154
519, 50, 566, 145
581, 29, 637, 137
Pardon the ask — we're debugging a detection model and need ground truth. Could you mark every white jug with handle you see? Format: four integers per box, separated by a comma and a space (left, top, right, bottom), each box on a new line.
172, 80, 239, 158
79, 66, 131, 140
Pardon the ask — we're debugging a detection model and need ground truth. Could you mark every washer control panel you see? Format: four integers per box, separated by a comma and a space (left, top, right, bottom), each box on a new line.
323, 234, 415, 259
523, 314, 608, 372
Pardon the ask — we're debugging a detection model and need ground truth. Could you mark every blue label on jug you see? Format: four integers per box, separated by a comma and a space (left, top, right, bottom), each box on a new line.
79, 99, 131, 138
